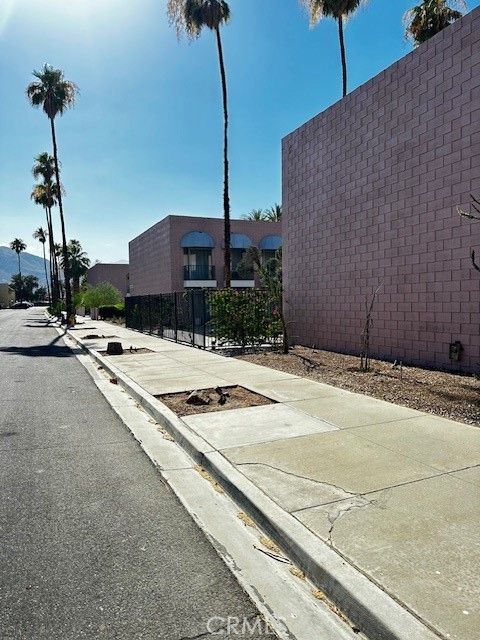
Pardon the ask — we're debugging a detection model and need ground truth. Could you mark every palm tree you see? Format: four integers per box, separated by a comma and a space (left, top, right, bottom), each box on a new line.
33, 227, 51, 304
243, 208, 267, 221
31, 184, 57, 302
61, 240, 91, 296
32, 153, 62, 303
31, 184, 59, 301
32, 154, 58, 264
31, 153, 61, 304
264, 203, 282, 222
302, 0, 364, 97
405, 0, 465, 46
26, 64, 78, 323
9, 238, 26, 301
168, 0, 232, 286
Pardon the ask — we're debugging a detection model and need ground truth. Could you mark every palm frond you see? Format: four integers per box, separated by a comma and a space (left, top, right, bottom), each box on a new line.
26, 64, 78, 119
31, 182, 60, 209
168, 0, 230, 38
10, 238, 27, 254
301, 0, 365, 26
404, 0, 465, 45
264, 203, 282, 222
242, 208, 266, 221
32, 152, 56, 181
33, 227, 48, 243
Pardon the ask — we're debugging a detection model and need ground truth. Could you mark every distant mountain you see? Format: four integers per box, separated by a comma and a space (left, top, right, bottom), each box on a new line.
0, 246, 50, 286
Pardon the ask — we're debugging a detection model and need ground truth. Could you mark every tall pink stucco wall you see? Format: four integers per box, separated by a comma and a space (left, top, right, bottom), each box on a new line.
282, 8, 480, 373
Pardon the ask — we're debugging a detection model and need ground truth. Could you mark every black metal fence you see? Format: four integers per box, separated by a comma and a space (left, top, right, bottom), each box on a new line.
125, 289, 282, 351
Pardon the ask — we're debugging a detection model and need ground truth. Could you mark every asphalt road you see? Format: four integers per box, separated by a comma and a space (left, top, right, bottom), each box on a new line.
0, 308, 269, 639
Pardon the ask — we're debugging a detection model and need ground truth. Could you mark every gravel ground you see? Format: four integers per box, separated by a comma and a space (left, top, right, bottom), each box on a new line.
238, 347, 480, 426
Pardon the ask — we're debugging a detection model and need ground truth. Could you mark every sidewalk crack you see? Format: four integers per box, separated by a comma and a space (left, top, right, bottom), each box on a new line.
236, 462, 383, 544
326, 496, 378, 545
236, 461, 354, 499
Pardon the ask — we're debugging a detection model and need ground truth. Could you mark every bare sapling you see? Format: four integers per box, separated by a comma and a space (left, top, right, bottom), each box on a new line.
457, 193, 480, 272
360, 282, 383, 372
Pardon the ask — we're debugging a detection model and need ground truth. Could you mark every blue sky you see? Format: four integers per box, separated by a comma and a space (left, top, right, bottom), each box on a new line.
1, 0, 478, 262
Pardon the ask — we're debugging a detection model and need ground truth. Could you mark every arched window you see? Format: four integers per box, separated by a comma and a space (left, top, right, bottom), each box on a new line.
259, 234, 282, 266
230, 234, 253, 280
230, 233, 252, 249
181, 231, 215, 280
180, 231, 215, 248
258, 235, 282, 251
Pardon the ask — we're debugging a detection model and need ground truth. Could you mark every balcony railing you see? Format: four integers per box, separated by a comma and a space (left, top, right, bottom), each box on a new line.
183, 265, 216, 281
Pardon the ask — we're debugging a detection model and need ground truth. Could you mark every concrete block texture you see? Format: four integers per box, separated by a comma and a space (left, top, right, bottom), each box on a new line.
86, 263, 129, 296
282, 7, 480, 372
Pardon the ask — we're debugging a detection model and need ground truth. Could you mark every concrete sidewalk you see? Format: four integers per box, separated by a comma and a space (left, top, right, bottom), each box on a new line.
68, 319, 480, 640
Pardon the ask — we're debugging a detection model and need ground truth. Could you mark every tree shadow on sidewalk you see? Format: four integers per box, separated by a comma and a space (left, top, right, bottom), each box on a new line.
0, 330, 73, 358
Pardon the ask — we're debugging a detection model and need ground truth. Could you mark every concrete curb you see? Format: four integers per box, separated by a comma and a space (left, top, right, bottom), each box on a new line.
65, 327, 442, 640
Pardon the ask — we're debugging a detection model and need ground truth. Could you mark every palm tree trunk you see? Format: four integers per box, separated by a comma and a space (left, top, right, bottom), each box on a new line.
55, 252, 61, 298
50, 117, 74, 323
43, 207, 54, 305
17, 253, 22, 301
337, 16, 348, 98
215, 26, 231, 288
45, 208, 55, 304
41, 242, 51, 304
46, 207, 59, 304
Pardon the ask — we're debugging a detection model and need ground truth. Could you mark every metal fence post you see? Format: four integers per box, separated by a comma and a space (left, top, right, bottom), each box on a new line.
174, 293, 178, 343
202, 290, 207, 350
191, 291, 195, 347
159, 295, 164, 338
148, 295, 152, 334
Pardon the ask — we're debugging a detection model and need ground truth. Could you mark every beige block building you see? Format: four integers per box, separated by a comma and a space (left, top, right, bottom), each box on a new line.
0, 283, 15, 309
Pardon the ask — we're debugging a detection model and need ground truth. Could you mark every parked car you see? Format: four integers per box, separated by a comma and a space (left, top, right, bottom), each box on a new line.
10, 301, 33, 309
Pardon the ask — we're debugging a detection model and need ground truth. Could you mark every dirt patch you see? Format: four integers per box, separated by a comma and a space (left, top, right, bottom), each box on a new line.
158, 385, 274, 416
98, 347, 154, 356
83, 334, 118, 340
238, 347, 480, 426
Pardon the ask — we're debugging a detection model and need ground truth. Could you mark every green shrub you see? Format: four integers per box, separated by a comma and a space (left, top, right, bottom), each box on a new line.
48, 301, 65, 317
209, 289, 282, 352
81, 282, 122, 309
99, 304, 125, 320
73, 292, 84, 309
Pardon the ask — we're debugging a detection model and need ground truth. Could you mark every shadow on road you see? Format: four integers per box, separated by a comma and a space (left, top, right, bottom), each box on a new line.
23, 324, 56, 328
0, 330, 73, 358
